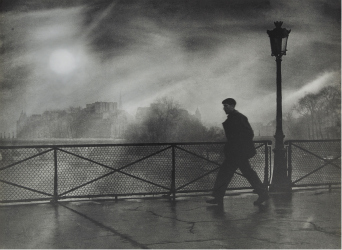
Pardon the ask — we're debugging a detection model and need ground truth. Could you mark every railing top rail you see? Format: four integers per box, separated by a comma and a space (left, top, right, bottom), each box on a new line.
285, 139, 341, 144
0, 140, 273, 149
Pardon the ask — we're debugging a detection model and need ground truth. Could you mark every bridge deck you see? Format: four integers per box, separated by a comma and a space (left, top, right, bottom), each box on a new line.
0, 188, 340, 249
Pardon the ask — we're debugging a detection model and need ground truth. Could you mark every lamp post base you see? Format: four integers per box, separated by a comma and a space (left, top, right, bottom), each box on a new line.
270, 147, 292, 193
269, 179, 292, 193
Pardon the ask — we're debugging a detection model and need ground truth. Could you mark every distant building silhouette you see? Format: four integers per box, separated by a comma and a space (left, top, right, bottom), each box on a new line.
16, 102, 128, 139
86, 102, 117, 113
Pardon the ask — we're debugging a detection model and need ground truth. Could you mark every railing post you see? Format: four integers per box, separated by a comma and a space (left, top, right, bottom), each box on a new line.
52, 147, 58, 203
269, 144, 272, 186
287, 141, 292, 185
264, 142, 269, 189
171, 145, 176, 201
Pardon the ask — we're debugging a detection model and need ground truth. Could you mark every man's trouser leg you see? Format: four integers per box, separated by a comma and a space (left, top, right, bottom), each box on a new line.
212, 158, 238, 199
238, 158, 266, 195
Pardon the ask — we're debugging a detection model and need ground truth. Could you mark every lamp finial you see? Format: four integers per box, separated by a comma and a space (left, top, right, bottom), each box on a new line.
274, 21, 283, 28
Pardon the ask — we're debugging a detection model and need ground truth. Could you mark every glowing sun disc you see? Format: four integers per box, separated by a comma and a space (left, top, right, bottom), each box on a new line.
49, 49, 76, 74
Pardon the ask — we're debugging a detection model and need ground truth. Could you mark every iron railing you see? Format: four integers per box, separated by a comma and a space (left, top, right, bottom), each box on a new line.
286, 139, 341, 188
0, 141, 272, 203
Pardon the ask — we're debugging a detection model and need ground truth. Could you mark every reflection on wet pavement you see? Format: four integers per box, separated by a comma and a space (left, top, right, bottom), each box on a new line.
0, 189, 340, 249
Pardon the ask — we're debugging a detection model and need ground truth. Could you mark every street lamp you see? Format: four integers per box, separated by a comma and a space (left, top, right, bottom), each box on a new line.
267, 21, 292, 192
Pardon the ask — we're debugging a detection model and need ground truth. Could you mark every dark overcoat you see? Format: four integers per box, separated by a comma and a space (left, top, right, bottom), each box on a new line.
222, 110, 256, 159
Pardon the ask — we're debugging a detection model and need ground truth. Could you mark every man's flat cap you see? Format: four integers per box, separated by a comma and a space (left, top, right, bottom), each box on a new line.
222, 98, 236, 106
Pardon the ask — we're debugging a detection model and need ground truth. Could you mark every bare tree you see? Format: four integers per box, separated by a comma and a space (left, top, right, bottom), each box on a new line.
289, 83, 341, 139
125, 96, 223, 143
145, 97, 182, 142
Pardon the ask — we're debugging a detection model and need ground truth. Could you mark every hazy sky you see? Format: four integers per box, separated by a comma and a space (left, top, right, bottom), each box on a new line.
0, 0, 340, 134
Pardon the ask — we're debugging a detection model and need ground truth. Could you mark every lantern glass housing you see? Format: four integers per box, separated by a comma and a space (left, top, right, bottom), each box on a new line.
267, 21, 291, 57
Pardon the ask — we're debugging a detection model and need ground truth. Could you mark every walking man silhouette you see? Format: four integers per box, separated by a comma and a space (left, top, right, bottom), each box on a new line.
206, 98, 269, 206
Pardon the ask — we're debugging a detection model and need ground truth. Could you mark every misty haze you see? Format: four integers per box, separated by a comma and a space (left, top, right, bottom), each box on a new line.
0, 0, 340, 143
0, 2, 341, 249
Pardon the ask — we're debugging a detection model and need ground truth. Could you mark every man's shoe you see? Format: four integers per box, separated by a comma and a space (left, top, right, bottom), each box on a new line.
206, 198, 223, 205
253, 193, 269, 206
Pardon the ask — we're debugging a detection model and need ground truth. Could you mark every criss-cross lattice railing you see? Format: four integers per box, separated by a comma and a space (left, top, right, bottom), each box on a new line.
286, 140, 341, 187
0, 141, 271, 203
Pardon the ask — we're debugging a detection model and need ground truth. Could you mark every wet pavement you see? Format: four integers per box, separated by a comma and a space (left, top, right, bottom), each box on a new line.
0, 188, 340, 249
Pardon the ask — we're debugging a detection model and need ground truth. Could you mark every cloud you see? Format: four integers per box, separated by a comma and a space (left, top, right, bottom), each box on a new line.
284, 71, 339, 107
0, 0, 340, 135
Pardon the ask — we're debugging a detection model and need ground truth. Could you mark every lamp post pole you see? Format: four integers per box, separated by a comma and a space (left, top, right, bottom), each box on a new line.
267, 22, 292, 192
275, 56, 284, 150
